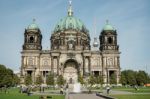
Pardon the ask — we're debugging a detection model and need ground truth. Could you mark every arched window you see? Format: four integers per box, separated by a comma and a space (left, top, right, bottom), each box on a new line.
108, 37, 112, 44
29, 36, 34, 43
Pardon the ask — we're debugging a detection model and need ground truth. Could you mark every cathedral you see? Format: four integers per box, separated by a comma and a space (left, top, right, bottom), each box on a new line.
20, 1, 121, 85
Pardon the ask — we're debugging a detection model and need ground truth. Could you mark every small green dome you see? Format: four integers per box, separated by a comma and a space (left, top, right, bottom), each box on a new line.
27, 19, 39, 30
103, 21, 115, 31
54, 16, 88, 33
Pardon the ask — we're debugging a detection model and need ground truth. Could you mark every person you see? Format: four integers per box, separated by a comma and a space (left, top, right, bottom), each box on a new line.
65, 83, 69, 95
106, 86, 110, 94
60, 87, 63, 94
134, 85, 138, 91
27, 85, 32, 96
20, 85, 22, 93
42, 86, 45, 93
39, 85, 42, 93
4, 85, 7, 94
26, 87, 29, 96
66, 83, 69, 89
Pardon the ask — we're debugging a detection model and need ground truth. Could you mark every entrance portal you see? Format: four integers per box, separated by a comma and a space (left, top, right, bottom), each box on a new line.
63, 60, 78, 84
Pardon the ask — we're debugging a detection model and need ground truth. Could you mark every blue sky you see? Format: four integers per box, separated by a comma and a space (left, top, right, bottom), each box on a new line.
0, 0, 150, 73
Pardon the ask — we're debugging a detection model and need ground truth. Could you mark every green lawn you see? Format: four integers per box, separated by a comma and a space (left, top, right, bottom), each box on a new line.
0, 88, 65, 99
111, 94, 150, 99
112, 87, 150, 93
110, 87, 150, 99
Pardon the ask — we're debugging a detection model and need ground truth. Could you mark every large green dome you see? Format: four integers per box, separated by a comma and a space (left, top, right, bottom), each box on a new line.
54, 16, 88, 33
53, 1, 88, 33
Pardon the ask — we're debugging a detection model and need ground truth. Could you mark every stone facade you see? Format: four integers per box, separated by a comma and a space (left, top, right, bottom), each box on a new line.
20, 2, 121, 85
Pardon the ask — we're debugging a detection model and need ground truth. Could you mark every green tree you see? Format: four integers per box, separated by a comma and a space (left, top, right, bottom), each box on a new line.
110, 73, 117, 84
95, 75, 103, 84
12, 74, 20, 86
57, 75, 65, 87
125, 70, 137, 85
88, 75, 96, 86
120, 72, 127, 85
0, 65, 5, 87
46, 74, 54, 86
88, 75, 96, 92
25, 74, 32, 85
78, 73, 84, 84
120, 70, 150, 86
2, 74, 13, 86
36, 75, 43, 85
148, 75, 150, 83
0, 64, 14, 87
136, 70, 150, 86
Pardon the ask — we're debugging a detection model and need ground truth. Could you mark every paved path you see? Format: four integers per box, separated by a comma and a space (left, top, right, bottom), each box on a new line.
65, 90, 134, 99
108, 90, 150, 95
67, 94, 105, 99
102, 90, 133, 95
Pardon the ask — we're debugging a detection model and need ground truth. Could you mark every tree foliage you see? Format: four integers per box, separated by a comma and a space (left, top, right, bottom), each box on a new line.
78, 73, 84, 84
12, 74, 20, 85
0, 64, 19, 87
110, 73, 117, 84
36, 75, 43, 85
88, 75, 96, 86
136, 70, 150, 86
120, 73, 126, 85
57, 75, 65, 87
46, 73, 54, 86
25, 74, 32, 85
121, 70, 150, 86
95, 75, 103, 84
88, 74, 103, 85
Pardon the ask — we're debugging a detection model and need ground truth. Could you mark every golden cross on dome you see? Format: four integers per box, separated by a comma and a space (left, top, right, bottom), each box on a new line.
68, 0, 73, 16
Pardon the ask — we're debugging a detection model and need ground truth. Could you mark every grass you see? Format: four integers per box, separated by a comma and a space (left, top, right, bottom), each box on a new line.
112, 87, 150, 93
0, 87, 65, 99
111, 94, 150, 99
109, 87, 150, 99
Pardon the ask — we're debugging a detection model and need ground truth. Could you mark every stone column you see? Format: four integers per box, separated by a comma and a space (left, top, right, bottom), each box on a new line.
107, 69, 109, 85
51, 57, 54, 74
83, 56, 85, 76
31, 71, 34, 84
117, 57, 120, 67
21, 56, 24, 76
57, 57, 59, 75
88, 57, 91, 74
34, 68, 37, 84
116, 70, 120, 84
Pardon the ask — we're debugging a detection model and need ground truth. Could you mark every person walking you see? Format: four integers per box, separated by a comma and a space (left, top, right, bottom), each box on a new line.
60, 86, 64, 94
106, 86, 110, 94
